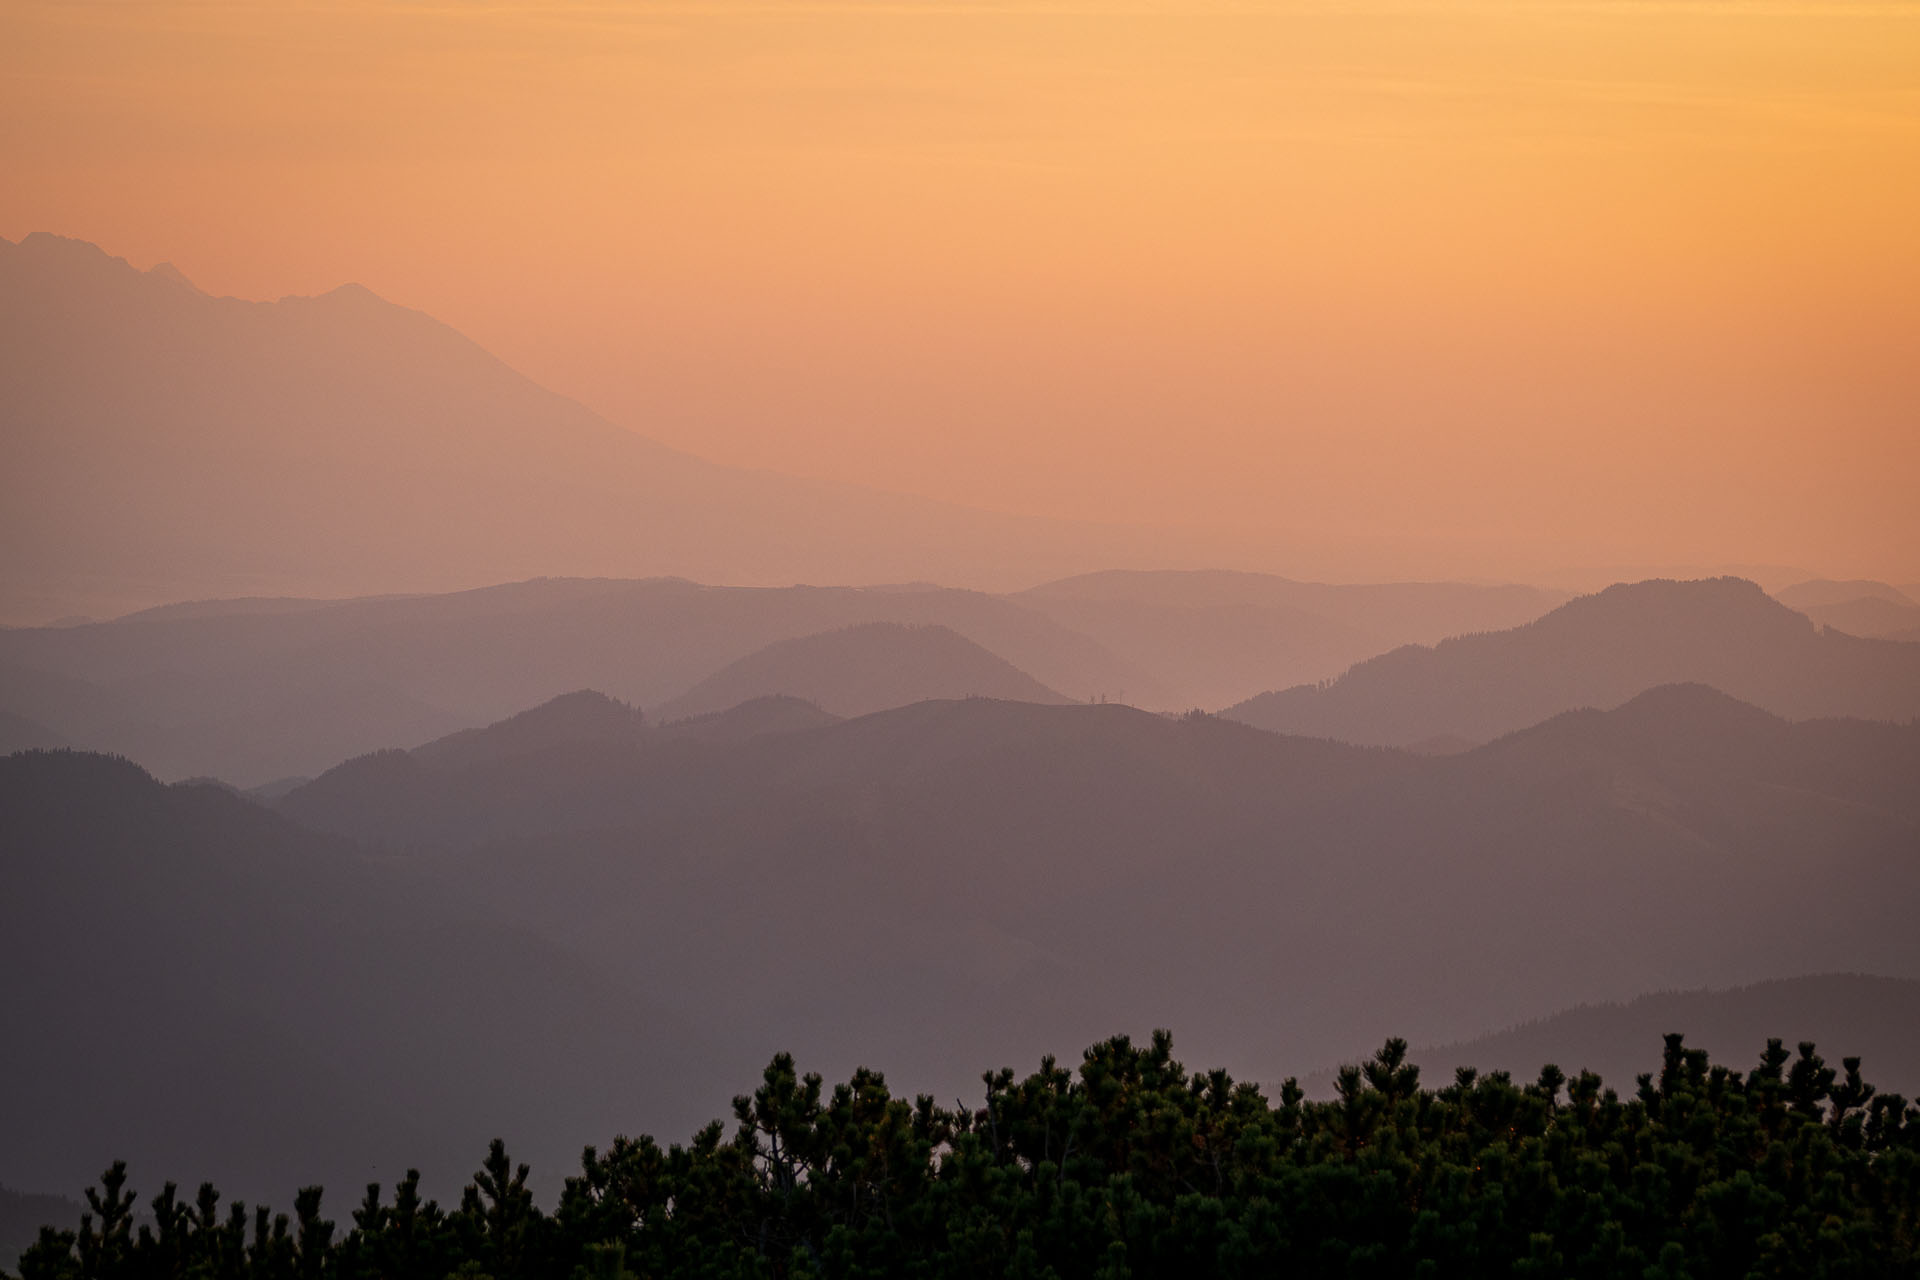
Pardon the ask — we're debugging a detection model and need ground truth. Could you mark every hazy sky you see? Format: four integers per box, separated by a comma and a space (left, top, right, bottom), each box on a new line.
5, 0, 1918, 582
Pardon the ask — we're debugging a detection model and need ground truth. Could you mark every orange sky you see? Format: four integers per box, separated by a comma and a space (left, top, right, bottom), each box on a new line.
4, 0, 1918, 584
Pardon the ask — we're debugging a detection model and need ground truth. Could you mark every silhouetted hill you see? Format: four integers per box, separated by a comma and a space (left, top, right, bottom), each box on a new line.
411, 689, 646, 771
652, 623, 1070, 721
0, 750, 735, 1207
0, 577, 1145, 785
656, 694, 840, 744
1223, 577, 1920, 746
0, 709, 67, 755
1321, 975, 1920, 1103
277, 689, 844, 846
271, 688, 1920, 1121
1017, 569, 1566, 708
0, 233, 1175, 624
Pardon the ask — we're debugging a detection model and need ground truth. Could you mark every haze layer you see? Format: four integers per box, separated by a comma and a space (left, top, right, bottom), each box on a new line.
5, 0, 1917, 583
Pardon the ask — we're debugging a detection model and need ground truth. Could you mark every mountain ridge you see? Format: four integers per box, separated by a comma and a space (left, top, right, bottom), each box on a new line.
1224, 577, 1920, 746
651, 622, 1072, 721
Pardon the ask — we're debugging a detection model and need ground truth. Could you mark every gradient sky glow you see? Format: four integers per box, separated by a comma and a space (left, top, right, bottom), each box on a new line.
5, 0, 1918, 582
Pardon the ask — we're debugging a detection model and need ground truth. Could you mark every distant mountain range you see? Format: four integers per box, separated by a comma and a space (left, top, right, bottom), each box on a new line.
279, 681, 1918, 1131
652, 622, 1070, 721
0, 577, 1127, 784
0, 232, 1177, 624
6, 573, 1915, 787
1226, 577, 1920, 746
0, 570, 1567, 786
1773, 578, 1920, 640
1014, 569, 1567, 708
10, 681, 1918, 1211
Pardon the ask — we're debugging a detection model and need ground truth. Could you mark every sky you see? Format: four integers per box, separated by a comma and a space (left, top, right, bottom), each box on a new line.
4, 0, 1918, 584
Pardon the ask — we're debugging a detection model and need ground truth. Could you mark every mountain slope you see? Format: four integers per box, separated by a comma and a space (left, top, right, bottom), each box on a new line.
653, 622, 1071, 721
274, 685, 1920, 1116
1223, 577, 1920, 746
0, 233, 1170, 624
410, 688, 647, 772
0, 750, 735, 1207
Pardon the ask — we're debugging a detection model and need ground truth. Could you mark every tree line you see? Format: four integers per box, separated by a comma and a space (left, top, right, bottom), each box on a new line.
15, 1031, 1920, 1279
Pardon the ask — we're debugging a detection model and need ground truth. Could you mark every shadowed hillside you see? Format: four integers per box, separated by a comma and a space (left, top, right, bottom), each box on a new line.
10, 687, 1920, 1217
0, 751, 735, 1208
0, 233, 1174, 624
1224, 577, 1920, 746
652, 623, 1070, 721
268, 685, 1920, 1131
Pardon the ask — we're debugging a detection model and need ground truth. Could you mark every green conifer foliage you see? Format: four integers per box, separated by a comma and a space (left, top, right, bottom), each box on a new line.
12, 1032, 1920, 1279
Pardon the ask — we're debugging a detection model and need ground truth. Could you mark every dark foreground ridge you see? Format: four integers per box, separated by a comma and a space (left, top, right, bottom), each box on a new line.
14, 1031, 1920, 1280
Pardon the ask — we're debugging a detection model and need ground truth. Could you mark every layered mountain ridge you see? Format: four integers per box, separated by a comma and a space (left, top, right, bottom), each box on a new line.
1226, 577, 1920, 745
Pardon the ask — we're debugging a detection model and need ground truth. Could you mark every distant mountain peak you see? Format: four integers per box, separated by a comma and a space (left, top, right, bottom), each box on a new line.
652, 621, 1071, 721
311, 280, 384, 305
146, 261, 198, 291
1516, 576, 1812, 642
18, 230, 108, 254
460, 688, 643, 742
1224, 575, 1920, 746
409, 689, 646, 772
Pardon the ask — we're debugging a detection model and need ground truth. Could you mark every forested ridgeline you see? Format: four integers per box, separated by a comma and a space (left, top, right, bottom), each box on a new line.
15, 1032, 1920, 1280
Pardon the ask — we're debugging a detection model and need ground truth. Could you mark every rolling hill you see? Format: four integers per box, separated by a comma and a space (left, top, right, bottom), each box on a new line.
12, 683, 1918, 1210
272, 683, 1920, 1124
652, 622, 1071, 721
1224, 577, 1920, 746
